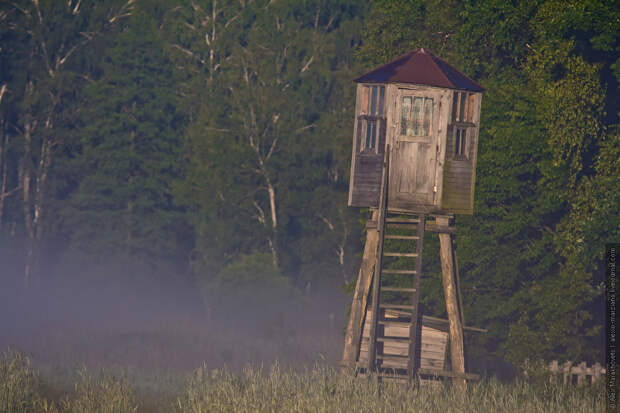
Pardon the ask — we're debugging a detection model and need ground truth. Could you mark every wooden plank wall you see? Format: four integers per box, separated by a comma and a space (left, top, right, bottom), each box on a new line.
350, 154, 382, 207
358, 310, 448, 371
441, 92, 482, 214
349, 84, 483, 215
349, 84, 386, 208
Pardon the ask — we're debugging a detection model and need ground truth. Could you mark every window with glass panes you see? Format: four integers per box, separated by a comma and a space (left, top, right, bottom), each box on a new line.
358, 85, 385, 152
451, 91, 475, 160
400, 96, 433, 136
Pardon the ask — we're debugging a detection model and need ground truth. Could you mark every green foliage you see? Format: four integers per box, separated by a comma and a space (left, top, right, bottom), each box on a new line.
64, 6, 187, 263
0, 0, 617, 373
203, 252, 300, 318
172, 0, 366, 286
361, 0, 616, 368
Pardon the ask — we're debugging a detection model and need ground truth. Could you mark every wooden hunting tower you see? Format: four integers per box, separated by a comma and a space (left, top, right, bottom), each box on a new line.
342, 49, 486, 385
348, 48, 484, 214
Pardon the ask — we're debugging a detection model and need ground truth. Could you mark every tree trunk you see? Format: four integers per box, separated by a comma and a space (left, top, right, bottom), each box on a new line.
33, 133, 52, 242
126, 130, 135, 256
21, 115, 35, 286
0, 87, 7, 228
265, 178, 278, 268
0, 116, 7, 229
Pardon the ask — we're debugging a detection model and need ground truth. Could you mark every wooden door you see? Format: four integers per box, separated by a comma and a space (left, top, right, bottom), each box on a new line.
389, 88, 440, 209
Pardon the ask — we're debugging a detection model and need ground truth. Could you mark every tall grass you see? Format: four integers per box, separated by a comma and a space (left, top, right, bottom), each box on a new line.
58, 367, 137, 413
0, 349, 40, 412
175, 363, 605, 413
0, 349, 137, 413
1, 349, 606, 413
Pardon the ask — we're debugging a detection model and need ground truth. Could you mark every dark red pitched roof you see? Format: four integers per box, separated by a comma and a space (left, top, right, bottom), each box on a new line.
355, 48, 485, 92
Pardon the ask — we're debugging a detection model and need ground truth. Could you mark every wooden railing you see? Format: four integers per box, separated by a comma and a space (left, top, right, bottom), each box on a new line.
548, 360, 606, 385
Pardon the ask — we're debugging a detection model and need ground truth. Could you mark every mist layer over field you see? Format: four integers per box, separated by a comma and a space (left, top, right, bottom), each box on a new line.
0, 255, 346, 377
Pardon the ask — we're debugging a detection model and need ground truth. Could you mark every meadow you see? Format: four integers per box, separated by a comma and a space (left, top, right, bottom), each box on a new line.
1, 348, 606, 413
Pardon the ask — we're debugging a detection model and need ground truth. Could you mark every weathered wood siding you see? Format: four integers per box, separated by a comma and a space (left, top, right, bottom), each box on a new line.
349, 83, 482, 215
386, 84, 451, 214
440, 92, 482, 214
349, 84, 387, 208
358, 309, 448, 371
350, 153, 383, 207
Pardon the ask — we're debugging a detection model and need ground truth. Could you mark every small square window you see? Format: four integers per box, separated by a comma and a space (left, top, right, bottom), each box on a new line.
365, 119, 377, 150
452, 91, 475, 123
361, 85, 385, 116
401, 96, 433, 136
357, 85, 385, 153
455, 127, 468, 159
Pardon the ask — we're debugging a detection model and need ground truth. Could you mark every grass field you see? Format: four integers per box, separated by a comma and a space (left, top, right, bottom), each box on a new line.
0, 277, 607, 412
1, 348, 606, 413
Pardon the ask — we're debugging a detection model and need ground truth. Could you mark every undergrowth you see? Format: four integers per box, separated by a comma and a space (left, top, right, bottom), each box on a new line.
0, 349, 606, 413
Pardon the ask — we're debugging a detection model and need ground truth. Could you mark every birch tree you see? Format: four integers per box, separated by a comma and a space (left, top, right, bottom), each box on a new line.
175, 0, 364, 279
218, 0, 359, 268
4, 0, 135, 284
163, 0, 247, 120
0, 84, 17, 229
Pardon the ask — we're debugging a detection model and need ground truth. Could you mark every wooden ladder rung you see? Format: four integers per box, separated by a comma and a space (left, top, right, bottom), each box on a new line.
381, 287, 416, 293
376, 354, 409, 360
359, 371, 410, 381
377, 354, 409, 360
378, 320, 410, 326
386, 218, 420, 224
385, 235, 419, 240
382, 269, 417, 274
379, 375, 410, 382
384, 252, 418, 257
417, 369, 480, 381
379, 304, 414, 310
377, 336, 410, 343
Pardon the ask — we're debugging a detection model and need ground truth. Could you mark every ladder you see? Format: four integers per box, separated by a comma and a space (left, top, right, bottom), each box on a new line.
365, 147, 425, 382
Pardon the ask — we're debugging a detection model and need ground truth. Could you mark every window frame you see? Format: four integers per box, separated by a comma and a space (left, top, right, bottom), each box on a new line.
454, 126, 469, 160
359, 115, 382, 152
450, 91, 476, 161
399, 95, 434, 138
358, 84, 386, 154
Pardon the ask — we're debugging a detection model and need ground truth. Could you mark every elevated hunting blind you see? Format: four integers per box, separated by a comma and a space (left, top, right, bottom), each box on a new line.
342, 49, 486, 385
348, 48, 484, 214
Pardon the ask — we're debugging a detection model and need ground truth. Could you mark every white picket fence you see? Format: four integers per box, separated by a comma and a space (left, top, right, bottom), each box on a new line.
548, 360, 606, 385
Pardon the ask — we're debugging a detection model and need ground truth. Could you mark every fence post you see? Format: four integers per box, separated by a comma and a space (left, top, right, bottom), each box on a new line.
593, 362, 602, 383
576, 362, 586, 385
549, 360, 558, 384
546, 360, 605, 385
562, 361, 572, 385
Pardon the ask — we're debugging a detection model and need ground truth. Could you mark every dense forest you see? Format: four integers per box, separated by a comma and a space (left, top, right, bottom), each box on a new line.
0, 0, 618, 371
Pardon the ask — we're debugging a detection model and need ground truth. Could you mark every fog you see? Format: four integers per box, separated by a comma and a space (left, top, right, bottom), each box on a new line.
0, 253, 347, 375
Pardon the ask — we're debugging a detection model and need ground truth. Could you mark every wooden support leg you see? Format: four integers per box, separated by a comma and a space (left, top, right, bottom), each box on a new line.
341, 211, 379, 370
437, 216, 466, 388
